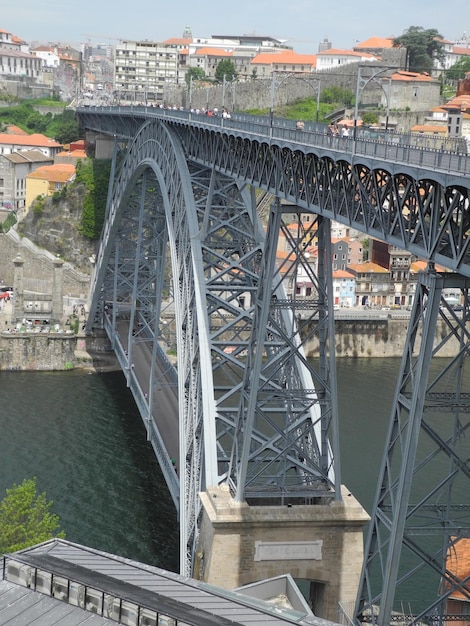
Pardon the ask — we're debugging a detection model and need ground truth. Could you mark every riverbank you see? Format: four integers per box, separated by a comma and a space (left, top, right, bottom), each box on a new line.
0, 297, 120, 372
0, 298, 460, 370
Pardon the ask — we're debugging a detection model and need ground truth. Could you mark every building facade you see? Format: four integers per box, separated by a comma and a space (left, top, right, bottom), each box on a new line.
25, 163, 75, 210
0, 150, 53, 213
114, 40, 179, 103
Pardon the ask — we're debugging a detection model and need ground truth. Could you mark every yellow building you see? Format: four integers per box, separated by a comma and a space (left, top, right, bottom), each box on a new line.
25, 163, 76, 211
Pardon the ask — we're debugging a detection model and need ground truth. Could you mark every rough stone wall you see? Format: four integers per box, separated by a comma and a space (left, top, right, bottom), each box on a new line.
303, 318, 458, 359
16, 183, 96, 276
0, 332, 76, 370
0, 230, 90, 298
178, 63, 390, 114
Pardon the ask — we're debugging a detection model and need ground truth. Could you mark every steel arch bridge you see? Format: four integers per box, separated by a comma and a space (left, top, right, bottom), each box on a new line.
77, 106, 470, 626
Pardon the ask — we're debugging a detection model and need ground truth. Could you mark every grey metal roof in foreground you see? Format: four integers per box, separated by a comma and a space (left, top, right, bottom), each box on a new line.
0, 579, 115, 625
1, 539, 341, 626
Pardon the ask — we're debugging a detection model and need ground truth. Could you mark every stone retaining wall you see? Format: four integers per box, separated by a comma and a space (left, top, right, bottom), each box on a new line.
0, 331, 76, 370
0, 230, 90, 298
0, 316, 459, 371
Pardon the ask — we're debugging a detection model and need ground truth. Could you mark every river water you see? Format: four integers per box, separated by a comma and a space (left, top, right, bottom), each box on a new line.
0, 358, 423, 598
0, 369, 180, 572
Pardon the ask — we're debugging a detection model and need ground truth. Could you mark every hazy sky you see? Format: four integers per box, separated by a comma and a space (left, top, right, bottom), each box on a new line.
2, 0, 468, 54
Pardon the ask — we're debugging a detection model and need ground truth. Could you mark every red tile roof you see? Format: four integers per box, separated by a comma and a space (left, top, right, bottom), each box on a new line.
391, 70, 435, 82
0, 133, 62, 148
251, 51, 317, 66
411, 125, 447, 134
318, 48, 377, 59
5, 125, 28, 135
163, 37, 193, 45
453, 46, 470, 56
27, 163, 75, 182
333, 269, 356, 278
354, 37, 395, 49
192, 47, 232, 56
441, 94, 470, 112
445, 538, 470, 601
348, 261, 389, 273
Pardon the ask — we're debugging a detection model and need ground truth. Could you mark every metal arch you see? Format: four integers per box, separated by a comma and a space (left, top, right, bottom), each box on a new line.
87, 119, 221, 576
355, 270, 470, 626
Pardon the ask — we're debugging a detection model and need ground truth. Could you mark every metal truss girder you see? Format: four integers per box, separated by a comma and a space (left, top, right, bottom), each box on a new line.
355, 270, 470, 626
178, 127, 470, 277
78, 110, 470, 276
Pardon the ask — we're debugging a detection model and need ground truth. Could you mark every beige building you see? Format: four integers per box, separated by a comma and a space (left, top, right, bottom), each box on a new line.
380, 70, 441, 114
25, 163, 75, 210
0, 149, 53, 213
249, 50, 317, 79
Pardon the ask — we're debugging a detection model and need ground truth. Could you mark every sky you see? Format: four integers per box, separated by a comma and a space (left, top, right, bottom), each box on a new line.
2, 0, 468, 54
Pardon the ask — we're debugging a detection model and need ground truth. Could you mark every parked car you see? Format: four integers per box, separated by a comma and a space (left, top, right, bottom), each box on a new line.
0, 286, 13, 298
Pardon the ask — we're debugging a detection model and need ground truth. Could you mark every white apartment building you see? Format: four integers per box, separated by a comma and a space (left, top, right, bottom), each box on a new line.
316, 48, 378, 70
31, 46, 61, 68
114, 40, 179, 102
0, 48, 42, 80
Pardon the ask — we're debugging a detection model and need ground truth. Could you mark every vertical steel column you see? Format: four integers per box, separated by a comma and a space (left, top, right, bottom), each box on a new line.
127, 173, 147, 370
317, 216, 341, 499
378, 270, 442, 625
356, 268, 470, 626
230, 198, 283, 502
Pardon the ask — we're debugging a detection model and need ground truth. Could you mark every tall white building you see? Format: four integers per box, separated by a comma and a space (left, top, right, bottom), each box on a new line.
114, 40, 179, 103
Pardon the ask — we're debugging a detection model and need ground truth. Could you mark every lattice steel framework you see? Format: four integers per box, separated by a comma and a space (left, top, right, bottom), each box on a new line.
86, 119, 340, 575
355, 270, 470, 626
78, 108, 470, 275
79, 109, 470, 612
181, 130, 470, 276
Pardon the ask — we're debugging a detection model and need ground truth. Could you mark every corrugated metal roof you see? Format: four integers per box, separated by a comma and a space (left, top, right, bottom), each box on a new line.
0, 579, 115, 625
1, 539, 337, 626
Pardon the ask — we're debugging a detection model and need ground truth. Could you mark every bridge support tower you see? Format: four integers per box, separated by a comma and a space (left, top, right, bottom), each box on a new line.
195, 484, 369, 621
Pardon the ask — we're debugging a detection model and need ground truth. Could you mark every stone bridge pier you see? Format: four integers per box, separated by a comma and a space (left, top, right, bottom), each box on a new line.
195, 485, 369, 621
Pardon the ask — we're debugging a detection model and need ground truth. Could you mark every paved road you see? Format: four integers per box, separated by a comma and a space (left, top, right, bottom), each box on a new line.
116, 318, 180, 469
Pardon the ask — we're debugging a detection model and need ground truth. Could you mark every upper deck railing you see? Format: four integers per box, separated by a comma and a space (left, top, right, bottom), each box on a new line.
76, 104, 470, 179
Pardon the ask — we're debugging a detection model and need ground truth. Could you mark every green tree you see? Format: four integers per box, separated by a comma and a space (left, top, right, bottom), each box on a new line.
447, 56, 470, 81
215, 59, 237, 82
185, 66, 206, 87
393, 26, 445, 74
0, 477, 65, 553
54, 120, 80, 144
361, 111, 379, 126
321, 86, 355, 107
75, 158, 112, 239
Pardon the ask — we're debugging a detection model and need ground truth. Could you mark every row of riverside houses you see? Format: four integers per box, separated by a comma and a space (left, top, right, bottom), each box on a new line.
276, 219, 456, 310
0, 28, 82, 100
0, 127, 87, 215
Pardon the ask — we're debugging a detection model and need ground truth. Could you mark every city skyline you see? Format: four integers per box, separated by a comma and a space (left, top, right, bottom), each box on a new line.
2, 0, 468, 55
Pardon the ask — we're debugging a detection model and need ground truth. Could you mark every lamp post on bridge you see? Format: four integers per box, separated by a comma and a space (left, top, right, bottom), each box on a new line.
310, 76, 321, 123
353, 64, 394, 150
270, 72, 321, 128
221, 75, 237, 116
